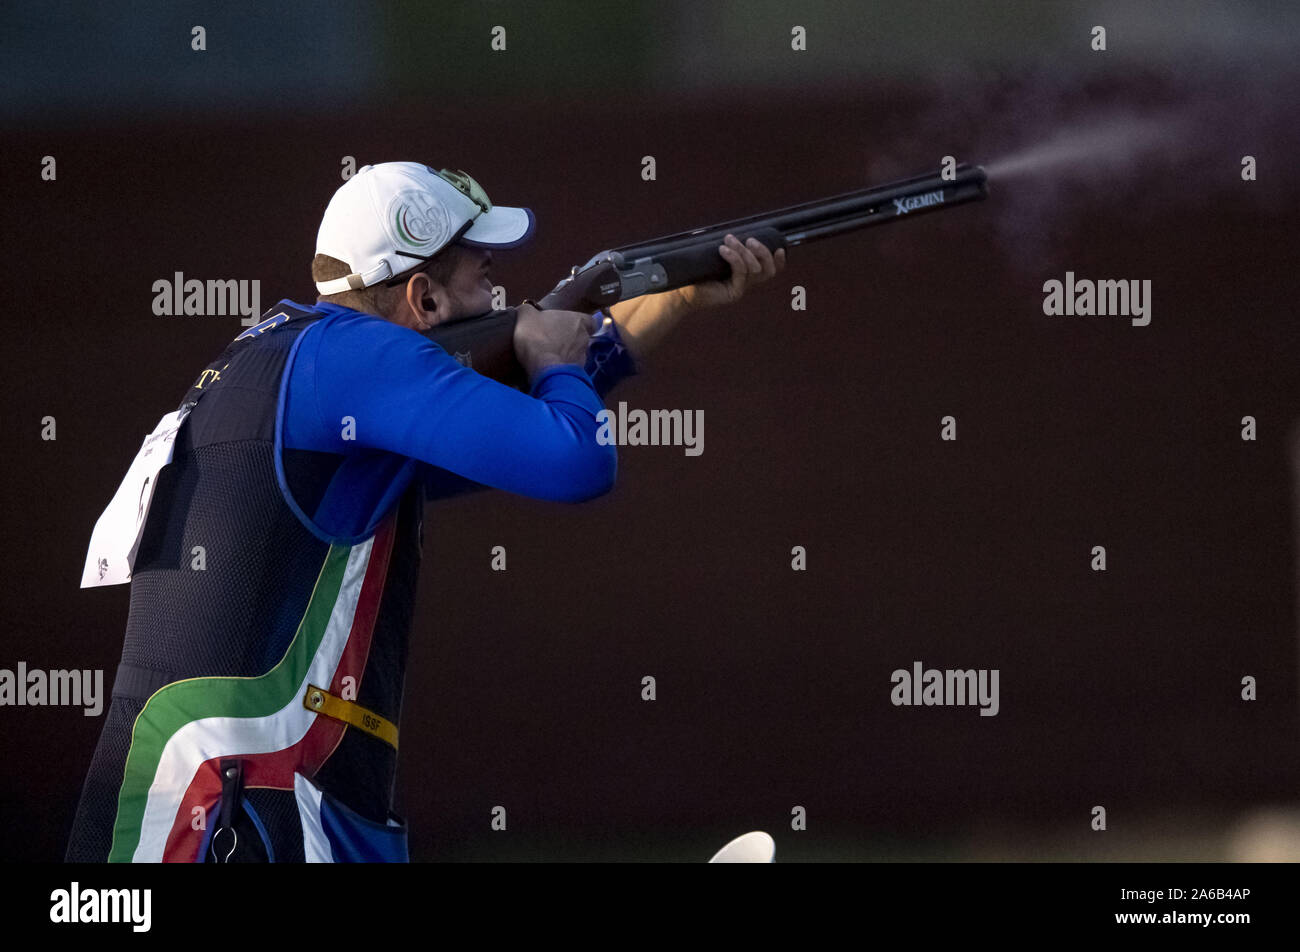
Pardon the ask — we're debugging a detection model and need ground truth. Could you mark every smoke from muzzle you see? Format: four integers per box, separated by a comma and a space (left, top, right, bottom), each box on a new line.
983, 113, 1195, 181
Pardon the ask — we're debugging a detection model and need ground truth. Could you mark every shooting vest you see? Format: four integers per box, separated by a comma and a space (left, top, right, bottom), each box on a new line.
71, 303, 423, 862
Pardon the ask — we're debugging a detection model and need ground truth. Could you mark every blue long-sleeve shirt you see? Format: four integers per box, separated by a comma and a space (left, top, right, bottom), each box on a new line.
275, 300, 635, 542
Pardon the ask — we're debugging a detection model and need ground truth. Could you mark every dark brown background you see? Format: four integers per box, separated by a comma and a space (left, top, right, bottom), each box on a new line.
3, 1, 1298, 861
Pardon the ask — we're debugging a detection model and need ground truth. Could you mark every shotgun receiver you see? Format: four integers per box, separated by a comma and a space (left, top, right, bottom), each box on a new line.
425, 163, 988, 387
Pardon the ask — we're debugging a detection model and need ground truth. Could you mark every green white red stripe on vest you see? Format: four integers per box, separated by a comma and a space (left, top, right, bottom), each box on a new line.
108, 515, 396, 862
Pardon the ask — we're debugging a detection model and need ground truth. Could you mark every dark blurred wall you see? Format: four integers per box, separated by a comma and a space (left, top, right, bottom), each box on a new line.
3, 2, 1298, 861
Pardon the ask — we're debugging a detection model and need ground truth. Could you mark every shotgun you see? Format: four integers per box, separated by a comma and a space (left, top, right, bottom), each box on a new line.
426, 163, 988, 387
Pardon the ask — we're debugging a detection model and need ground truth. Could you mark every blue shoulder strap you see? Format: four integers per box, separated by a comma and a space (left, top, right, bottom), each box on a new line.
176, 302, 323, 414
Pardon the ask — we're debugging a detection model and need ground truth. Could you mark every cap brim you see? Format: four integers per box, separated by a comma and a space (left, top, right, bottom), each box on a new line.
460, 206, 535, 249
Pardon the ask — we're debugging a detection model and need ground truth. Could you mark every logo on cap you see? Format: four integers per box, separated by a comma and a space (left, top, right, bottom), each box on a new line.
386, 189, 452, 252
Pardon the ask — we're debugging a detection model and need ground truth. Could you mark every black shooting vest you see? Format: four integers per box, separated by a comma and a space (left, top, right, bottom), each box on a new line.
67, 303, 423, 862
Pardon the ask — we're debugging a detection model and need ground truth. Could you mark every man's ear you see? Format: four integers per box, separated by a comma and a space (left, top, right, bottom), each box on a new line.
401, 272, 443, 330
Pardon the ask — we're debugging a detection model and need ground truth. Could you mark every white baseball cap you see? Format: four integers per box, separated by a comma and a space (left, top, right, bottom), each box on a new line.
314, 161, 535, 295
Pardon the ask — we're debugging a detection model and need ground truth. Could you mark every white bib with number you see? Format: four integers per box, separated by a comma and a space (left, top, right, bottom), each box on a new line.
80, 408, 190, 588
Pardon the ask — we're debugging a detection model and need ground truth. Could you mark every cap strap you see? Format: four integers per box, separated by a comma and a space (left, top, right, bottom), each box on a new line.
314, 259, 395, 295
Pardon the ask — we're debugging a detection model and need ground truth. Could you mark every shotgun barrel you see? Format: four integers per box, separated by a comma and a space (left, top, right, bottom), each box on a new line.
426, 164, 988, 387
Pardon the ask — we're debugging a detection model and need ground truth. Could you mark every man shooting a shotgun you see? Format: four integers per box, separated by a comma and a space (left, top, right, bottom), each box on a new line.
67, 161, 785, 863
